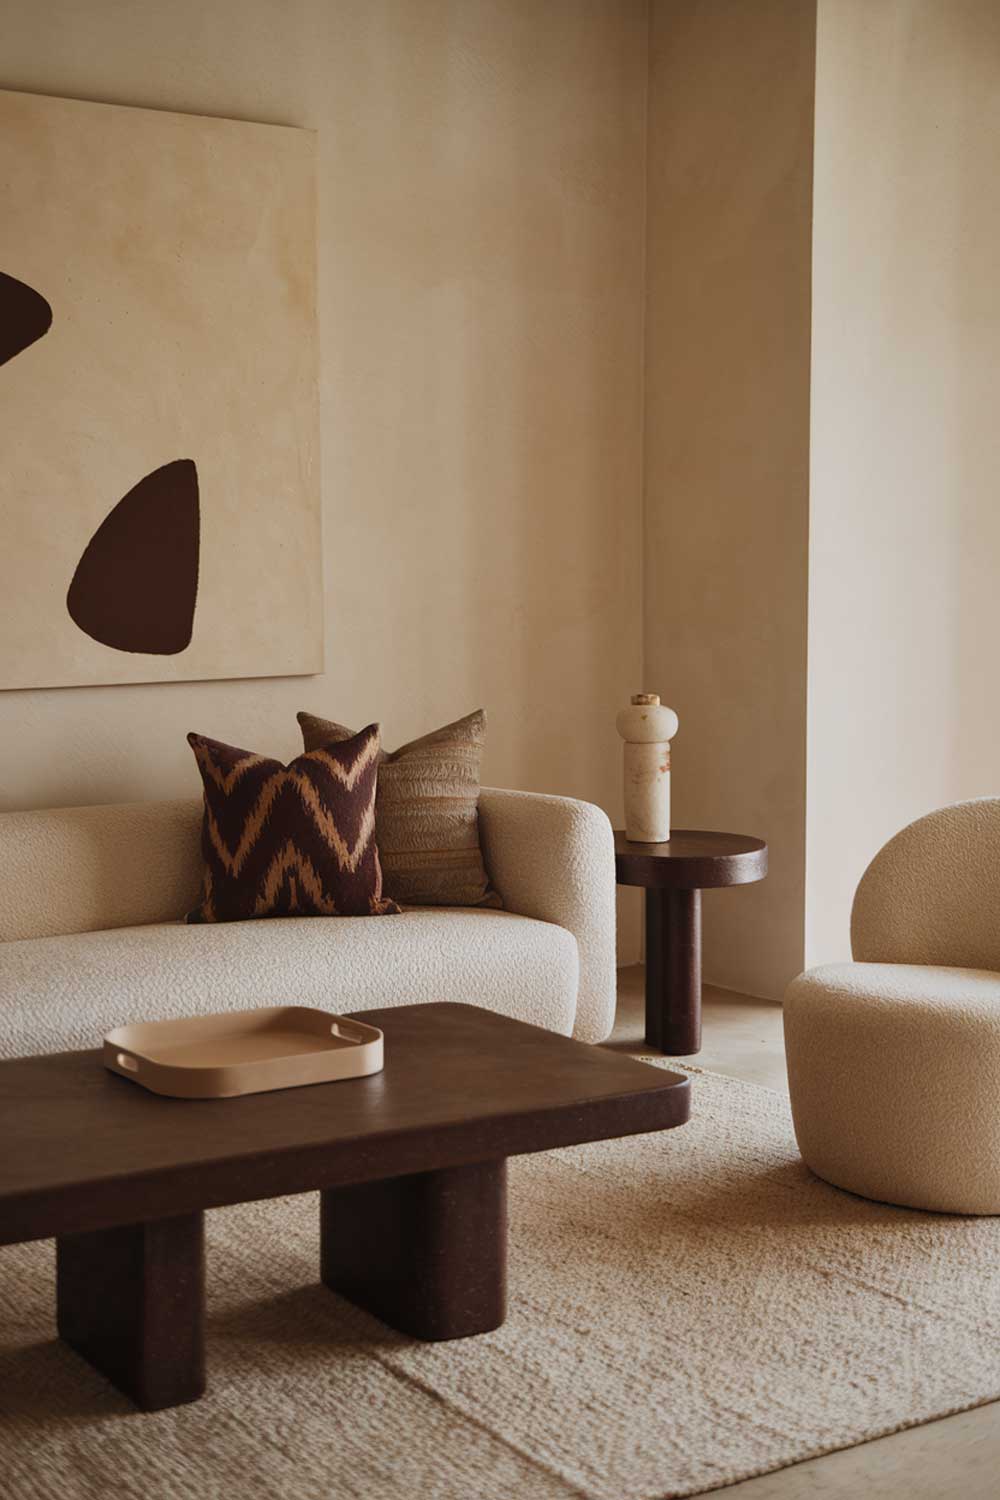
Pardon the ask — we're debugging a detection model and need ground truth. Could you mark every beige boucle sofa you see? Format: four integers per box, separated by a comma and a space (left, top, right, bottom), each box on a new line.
0, 788, 617, 1059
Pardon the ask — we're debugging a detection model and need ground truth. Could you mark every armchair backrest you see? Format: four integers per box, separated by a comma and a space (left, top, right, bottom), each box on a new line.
851, 797, 1000, 972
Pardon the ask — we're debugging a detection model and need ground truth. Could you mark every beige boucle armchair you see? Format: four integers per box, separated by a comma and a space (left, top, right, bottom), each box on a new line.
0, 788, 616, 1059
784, 797, 1000, 1213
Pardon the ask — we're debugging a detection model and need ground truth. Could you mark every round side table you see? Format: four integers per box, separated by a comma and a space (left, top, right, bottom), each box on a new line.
614, 830, 768, 1055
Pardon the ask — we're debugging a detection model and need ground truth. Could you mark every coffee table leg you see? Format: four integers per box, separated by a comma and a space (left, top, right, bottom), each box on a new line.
320, 1160, 507, 1340
645, 886, 702, 1054
56, 1212, 205, 1411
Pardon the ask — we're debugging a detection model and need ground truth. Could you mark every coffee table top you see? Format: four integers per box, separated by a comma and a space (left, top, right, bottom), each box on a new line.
614, 829, 768, 889
0, 1003, 689, 1246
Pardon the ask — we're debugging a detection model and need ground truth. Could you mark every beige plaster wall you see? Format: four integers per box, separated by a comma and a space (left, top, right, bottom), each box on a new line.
0, 0, 646, 957
806, 0, 1000, 964
643, 1, 816, 999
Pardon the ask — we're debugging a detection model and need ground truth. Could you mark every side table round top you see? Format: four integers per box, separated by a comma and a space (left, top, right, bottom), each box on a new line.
614, 829, 768, 890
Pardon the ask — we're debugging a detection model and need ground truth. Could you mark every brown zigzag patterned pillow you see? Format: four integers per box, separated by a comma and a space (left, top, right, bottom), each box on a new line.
297, 708, 501, 908
185, 725, 400, 923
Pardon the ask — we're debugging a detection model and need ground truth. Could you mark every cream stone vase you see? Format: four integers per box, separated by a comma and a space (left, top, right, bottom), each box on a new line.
616, 693, 679, 842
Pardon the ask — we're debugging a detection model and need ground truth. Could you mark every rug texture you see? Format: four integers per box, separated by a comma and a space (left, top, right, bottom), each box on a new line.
2, 1064, 998, 1500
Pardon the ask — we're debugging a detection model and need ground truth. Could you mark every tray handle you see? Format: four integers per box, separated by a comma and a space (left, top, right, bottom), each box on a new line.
115, 1050, 140, 1073
329, 1018, 371, 1046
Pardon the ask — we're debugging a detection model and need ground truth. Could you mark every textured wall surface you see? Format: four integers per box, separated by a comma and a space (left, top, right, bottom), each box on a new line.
643, 0, 817, 999
807, 0, 1000, 964
0, 0, 645, 960
13, 2, 990, 993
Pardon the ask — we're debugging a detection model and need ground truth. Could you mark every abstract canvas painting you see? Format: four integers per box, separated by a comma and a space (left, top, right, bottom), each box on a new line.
0, 89, 322, 690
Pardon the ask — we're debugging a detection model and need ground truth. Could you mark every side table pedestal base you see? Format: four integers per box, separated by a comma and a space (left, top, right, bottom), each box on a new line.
645, 887, 702, 1054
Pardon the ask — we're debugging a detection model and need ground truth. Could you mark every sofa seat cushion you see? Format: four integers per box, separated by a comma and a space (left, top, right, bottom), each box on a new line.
0, 909, 578, 1059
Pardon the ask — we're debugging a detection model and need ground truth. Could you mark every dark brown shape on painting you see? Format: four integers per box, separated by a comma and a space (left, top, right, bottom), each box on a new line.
0, 271, 52, 366
66, 458, 200, 655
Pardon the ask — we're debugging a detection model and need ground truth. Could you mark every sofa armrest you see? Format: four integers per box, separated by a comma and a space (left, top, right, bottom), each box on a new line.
478, 788, 616, 1044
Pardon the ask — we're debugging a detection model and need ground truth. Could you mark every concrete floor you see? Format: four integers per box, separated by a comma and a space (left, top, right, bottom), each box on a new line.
607, 966, 1000, 1500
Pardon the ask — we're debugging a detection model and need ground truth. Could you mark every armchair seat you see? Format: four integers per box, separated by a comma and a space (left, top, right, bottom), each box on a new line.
784, 797, 1000, 1215
785, 960, 1000, 1214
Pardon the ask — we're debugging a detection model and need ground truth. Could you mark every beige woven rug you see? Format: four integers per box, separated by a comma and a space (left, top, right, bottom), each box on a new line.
2, 1063, 999, 1500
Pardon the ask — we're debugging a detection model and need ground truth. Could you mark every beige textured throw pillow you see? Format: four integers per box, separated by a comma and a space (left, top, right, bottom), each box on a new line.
297, 708, 501, 909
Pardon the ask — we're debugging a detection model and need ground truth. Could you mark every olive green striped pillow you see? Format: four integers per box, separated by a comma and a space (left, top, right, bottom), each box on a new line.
296, 708, 501, 909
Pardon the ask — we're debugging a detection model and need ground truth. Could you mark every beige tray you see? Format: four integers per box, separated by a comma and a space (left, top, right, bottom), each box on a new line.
103, 1006, 384, 1099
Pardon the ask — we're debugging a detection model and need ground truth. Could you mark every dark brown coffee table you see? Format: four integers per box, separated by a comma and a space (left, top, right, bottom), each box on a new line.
0, 1003, 689, 1411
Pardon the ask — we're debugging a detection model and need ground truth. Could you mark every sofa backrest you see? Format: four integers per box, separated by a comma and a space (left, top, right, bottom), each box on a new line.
0, 799, 203, 943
